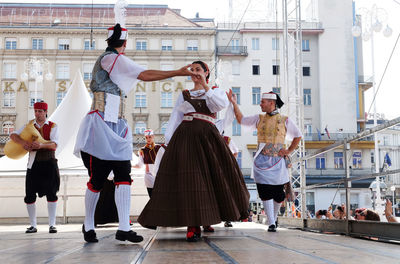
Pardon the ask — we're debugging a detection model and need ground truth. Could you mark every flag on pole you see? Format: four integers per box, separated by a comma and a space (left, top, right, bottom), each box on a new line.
325, 126, 331, 139
316, 128, 322, 141
384, 153, 392, 167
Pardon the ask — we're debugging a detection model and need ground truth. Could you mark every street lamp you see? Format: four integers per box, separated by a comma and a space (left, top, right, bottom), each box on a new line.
20, 57, 53, 104
352, 5, 392, 215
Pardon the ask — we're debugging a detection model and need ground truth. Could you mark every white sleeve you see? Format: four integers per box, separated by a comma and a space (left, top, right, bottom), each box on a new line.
205, 88, 229, 113
229, 139, 239, 155
285, 117, 303, 140
216, 103, 235, 134
165, 93, 184, 144
134, 151, 144, 168
240, 115, 260, 129
101, 54, 146, 95
153, 147, 165, 176
50, 124, 59, 146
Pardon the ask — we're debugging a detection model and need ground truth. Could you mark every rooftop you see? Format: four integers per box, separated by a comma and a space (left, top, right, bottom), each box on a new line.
0, 3, 210, 28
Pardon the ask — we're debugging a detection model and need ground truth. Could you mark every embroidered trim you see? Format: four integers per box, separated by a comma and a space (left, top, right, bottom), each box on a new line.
108, 54, 121, 75
183, 112, 215, 124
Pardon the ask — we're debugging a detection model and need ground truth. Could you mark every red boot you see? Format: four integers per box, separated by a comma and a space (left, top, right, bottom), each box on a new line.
186, 226, 198, 242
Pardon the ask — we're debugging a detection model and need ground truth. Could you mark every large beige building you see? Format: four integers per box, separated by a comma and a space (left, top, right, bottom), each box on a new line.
0, 3, 216, 154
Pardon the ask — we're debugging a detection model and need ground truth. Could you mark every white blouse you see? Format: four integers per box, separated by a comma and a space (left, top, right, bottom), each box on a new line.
101, 53, 145, 95
164, 88, 229, 144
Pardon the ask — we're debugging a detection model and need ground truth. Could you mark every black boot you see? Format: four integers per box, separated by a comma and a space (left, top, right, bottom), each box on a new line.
82, 225, 98, 243
268, 224, 276, 232
26, 226, 37, 233
49, 226, 57, 233
115, 230, 143, 243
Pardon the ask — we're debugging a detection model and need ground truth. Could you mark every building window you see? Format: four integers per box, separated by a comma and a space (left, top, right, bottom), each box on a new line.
272, 87, 281, 97
29, 91, 43, 107
83, 63, 94, 81
161, 91, 173, 108
161, 122, 168, 135
56, 63, 70, 79
334, 152, 344, 169
303, 66, 311, 76
231, 39, 239, 51
272, 65, 280, 75
3, 92, 15, 107
232, 119, 241, 136
272, 38, 279, 50
32, 38, 43, 50
316, 154, 326, 169
304, 88, 311, 105
135, 122, 146, 134
341, 193, 359, 211
302, 39, 310, 51
232, 60, 240, 75
135, 93, 147, 107
56, 92, 67, 106
236, 151, 242, 168
232, 87, 240, 105
3, 63, 16, 79
136, 39, 147, 50
252, 60, 260, 75
352, 151, 362, 169
58, 39, 70, 50
5, 38, 17, 50
252, 87, 261, 105
187, 39, 198, 51
84, 39, 95, 50
253, 130, 257, 136
252, 38, 260, 50
306, 192, 315, 215
2, 121, 14, 134
161, 39, 172, 51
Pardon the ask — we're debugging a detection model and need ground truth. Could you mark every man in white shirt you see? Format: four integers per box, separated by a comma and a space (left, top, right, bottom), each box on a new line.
74, 23, 199, 243
228, 91, 302, 232
10, 101, 60, 234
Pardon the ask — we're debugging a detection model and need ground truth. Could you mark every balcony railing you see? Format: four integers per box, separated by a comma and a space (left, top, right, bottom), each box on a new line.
303, 133, 374, 142
216, 46, 248, 56
0, 134, 10, 144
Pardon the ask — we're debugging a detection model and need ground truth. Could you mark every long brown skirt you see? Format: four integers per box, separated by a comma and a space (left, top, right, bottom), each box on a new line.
137, 118, 250, 227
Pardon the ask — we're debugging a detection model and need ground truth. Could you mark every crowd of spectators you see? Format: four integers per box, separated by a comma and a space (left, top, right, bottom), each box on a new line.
310, 199, 398, 223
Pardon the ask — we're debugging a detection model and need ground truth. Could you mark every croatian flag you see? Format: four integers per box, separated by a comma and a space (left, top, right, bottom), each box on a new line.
325, 126, 331, 139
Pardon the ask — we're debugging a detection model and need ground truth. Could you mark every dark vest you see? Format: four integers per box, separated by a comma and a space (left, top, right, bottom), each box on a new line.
34, 121, 56, 161
140, 144, 161, 164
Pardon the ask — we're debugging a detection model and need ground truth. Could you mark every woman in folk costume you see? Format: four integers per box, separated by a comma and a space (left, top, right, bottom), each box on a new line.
229, 91, 302, 232
138, 61, 249, 242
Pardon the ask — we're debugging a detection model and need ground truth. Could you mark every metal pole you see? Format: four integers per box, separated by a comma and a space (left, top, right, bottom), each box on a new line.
370, 8, 383, 215
344, 140, 351, 235
63, 174, 68, 224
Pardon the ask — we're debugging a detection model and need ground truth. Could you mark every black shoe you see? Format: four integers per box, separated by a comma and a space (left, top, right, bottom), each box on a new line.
49, 226, 57, 233
115, 230, 143, 243
275, 220, 278, 228
268, 224, 276, 232
82, 225, 98, 243
224, 221, 233, 227
26, 226, 37, 233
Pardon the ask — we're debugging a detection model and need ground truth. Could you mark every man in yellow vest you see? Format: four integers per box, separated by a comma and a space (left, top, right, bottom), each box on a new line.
228, 91, 302, 232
